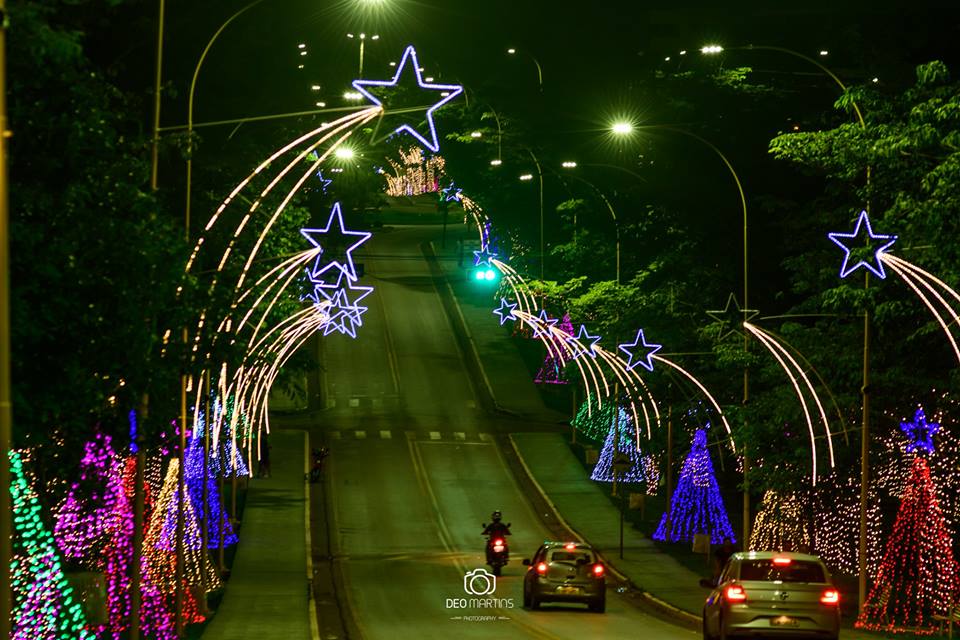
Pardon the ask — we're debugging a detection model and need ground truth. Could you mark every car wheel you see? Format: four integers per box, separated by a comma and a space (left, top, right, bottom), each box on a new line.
588, 596, 606, 613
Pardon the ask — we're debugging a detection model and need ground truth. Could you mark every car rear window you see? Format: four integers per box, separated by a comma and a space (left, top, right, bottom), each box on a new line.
550, 551, 593, 563
739, 560, 826, 583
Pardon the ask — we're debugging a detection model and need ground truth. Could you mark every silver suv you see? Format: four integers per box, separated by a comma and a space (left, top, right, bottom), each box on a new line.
701, 551, 840, 639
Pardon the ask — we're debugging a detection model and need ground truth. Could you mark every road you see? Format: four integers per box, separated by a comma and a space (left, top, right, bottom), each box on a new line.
317, 224, 696, 639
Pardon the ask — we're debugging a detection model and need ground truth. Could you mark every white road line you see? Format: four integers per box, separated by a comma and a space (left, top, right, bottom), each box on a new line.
355, 430, 367, 439
380, 430, 392, 439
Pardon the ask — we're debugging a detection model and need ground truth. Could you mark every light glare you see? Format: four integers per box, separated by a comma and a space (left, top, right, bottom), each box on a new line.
519, 173, 533, 181
612, 122, 633, 135
561, 161, 577, 168
334, 147, 355, 159
701, 44, 723, 54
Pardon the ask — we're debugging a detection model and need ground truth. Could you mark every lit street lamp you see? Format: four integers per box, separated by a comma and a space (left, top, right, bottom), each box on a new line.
506, 46, 543, 92
347, 32, 380, 77
559, 164, 620, 286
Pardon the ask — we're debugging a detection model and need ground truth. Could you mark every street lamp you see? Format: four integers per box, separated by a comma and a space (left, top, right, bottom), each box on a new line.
335, 147, 356, 160
506, 46, 544, 92
559, 164, 620, 286
347, 32, 380, 77
611, 121, 633, 135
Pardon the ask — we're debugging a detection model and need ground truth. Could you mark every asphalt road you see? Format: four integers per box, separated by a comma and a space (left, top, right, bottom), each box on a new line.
318, 225, 696, 640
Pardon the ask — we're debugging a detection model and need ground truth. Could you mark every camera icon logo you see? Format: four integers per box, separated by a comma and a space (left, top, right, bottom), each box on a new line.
463, 568, 497, 596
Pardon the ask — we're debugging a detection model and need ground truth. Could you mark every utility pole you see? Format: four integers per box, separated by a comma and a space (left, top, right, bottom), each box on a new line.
0, 0, 13, 635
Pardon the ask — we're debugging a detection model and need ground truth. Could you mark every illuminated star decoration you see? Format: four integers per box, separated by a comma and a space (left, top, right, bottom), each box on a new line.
706, 293, 759, 340
493, 298, 517, 325
532, 309, 558, 338
352, 45, 464, 153
323, 282, 373, 339
473, 246, 498, 267
441, 181, 462, 202
900, 407, 940, 455
827, 210, 897, 279
618, 329, 662, 372
301, 202, 372, 281
315, 169, 333, 193
567, 324, 601, 359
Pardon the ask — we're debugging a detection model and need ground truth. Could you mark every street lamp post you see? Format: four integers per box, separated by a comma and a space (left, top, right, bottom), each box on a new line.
506, 47, 543, 92
521, 149, 545, 280
347, 32, 380, 77
610, 121, 751, 544
702, 43, 872, 611
0, 0, 11, 634
558, 167, 620, 286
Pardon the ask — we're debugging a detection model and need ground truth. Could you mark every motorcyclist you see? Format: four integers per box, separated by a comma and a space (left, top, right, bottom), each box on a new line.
482, 510, 511, 563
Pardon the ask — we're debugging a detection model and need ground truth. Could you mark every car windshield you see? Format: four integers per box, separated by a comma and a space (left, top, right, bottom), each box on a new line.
550, 551, 593, 564
739, 560, 826, 583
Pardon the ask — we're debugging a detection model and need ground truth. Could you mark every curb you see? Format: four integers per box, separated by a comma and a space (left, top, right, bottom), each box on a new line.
303, 431, 321, 640
506, 434, 701, 631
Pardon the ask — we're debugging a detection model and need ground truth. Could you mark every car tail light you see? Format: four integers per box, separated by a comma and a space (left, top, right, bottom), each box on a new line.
772, 556, 792, 566
493, 539, 505, 553
725, 585, 747, 603
592, 564, 605, 577
820, 589, 840, 605
536, 562, 548, 575
564, 542, 577, 550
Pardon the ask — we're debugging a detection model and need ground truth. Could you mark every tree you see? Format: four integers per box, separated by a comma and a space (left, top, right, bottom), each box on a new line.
653, 429, 736, 545
856, 456, 960, 633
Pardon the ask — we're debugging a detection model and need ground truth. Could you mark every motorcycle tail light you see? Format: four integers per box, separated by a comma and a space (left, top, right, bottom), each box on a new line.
536, 562, 548, 575
820, 589, 840, 605
493, 541, 505, 553
592, 564, 605, 577
725, 585, 747, 603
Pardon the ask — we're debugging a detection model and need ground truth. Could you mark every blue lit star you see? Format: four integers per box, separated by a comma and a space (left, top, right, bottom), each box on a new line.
493, 298, 517, 325
618, 329, 662, 372
315, 169, 333, 193
473, 246, 498, 267
532, 309, 558, 338
301, 202, 372, 281
827, 210, 897, 279
322, 282, 373, 338
441, 181, 462, 202
900, 407, 940, 455
352, 45, 464, 153
567, 324, 601, 359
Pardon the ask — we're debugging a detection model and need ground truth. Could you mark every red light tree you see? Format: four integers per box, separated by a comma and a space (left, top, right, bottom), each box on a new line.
856, 454, 960, 633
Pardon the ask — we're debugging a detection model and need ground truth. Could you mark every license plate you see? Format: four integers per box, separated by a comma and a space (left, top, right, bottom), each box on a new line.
771, 616, 798, 627
556, 586, 581, 595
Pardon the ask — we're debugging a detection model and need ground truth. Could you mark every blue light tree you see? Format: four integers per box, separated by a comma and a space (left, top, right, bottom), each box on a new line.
653, 428, 736, 545
184, 429, 238, 549
590, 407, 659, 493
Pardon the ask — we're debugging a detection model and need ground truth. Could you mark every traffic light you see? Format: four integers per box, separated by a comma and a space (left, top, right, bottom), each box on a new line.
470, 267, 498, 283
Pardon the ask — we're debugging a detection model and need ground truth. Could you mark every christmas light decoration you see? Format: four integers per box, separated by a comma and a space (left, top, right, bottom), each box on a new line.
535, 313, 573, 384
301, 202, 372, 282
856, 456, 959, 634
473, 247, 497, 267
590, 406, 660, 494
827, 209, 897, 279
618, 329, 662, 372
653, 429, 736, 544
352, 45, 464, 152
492, 298, 517, 325
748, 490, 813, 552
901, 407, 940, 455
567, 324, 601, 359
440, 180, 462, 202
532, 309, 558, 338
145, 459, 222, 594
322, 282, 373, 338
54, 432, 117, 562
10, 450, 96, 640
185, 433, 238, 549
383, 147, 445, 196
706, 293, 758, 340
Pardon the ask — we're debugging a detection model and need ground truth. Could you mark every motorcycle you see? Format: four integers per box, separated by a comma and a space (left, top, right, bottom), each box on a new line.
482, 522, 511, 576
308, 447, 329, 483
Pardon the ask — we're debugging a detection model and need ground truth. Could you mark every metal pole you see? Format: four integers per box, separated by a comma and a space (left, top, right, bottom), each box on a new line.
526, 149, 544, 280
358, 38, 364, 77
176, 367, 187, 636
0, 0, 12, 633
858, 281, 871, 613
665, 405, 673, 541
201, 370, 210, 592
619, 478, 625, 559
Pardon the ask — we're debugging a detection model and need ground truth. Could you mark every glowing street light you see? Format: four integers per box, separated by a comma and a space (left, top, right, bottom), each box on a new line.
701, 44, 724, 54
507, 47, 517, 54
343, 91, 363, 101
315, 102, 326, 108
347, 32, 380, 77
311, 84, 321, 91
505, 46, 543, 91
490, 159, 502, 166
611, 121, 633, 135
561, 161, 577, 168
334, 147, 355, 159
519, 173, 533, 181
819, 50, 829, 56
470, 131, 483, 138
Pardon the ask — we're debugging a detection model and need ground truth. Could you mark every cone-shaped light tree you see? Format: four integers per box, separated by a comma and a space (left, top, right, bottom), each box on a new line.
534, 313, 574, 384
749, 490, 813, 552
653, 428, 736, 544
590, 406, 659, 493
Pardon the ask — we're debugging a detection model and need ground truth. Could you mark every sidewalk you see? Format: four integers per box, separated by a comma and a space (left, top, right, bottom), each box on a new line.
201, 429, 313, 640
433, 227, 891, 639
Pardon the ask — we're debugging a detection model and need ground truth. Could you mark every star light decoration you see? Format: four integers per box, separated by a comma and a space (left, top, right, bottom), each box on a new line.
532, 309, 558, 337
706, 293, 758, 340
567, 324, 601, 359
493, 298, 517, 325
827, 209, 897, 279
473, 246, 497, 267
901, 407, 940, 455
352, 45, 464, 153
300, 202, 374, 338
618, 329, 662, 372
441, 180, 462, 202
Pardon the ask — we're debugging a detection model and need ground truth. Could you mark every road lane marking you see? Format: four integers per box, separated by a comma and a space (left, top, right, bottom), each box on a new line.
429, 431, 441, 440
354, 430, 366, 439
379, 430, 391, 439
479, 432, 493, 442
454, 432, 466, 441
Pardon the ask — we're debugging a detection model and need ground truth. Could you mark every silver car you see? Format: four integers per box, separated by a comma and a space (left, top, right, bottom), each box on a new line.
701, 551, 840, 640
522, 541, 606, 612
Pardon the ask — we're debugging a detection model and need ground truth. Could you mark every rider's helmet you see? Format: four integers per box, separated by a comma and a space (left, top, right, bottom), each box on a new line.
491, 510, 502, 523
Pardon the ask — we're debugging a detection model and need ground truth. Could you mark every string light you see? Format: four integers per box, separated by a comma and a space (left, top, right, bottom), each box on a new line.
748, 490, 813, 552
590, 406, 660, 494
618, 329, 662, 372
383, 147, 445, 196
653, 429, 736, 544
827, 209, 897, 279
535, 313, 573, 384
